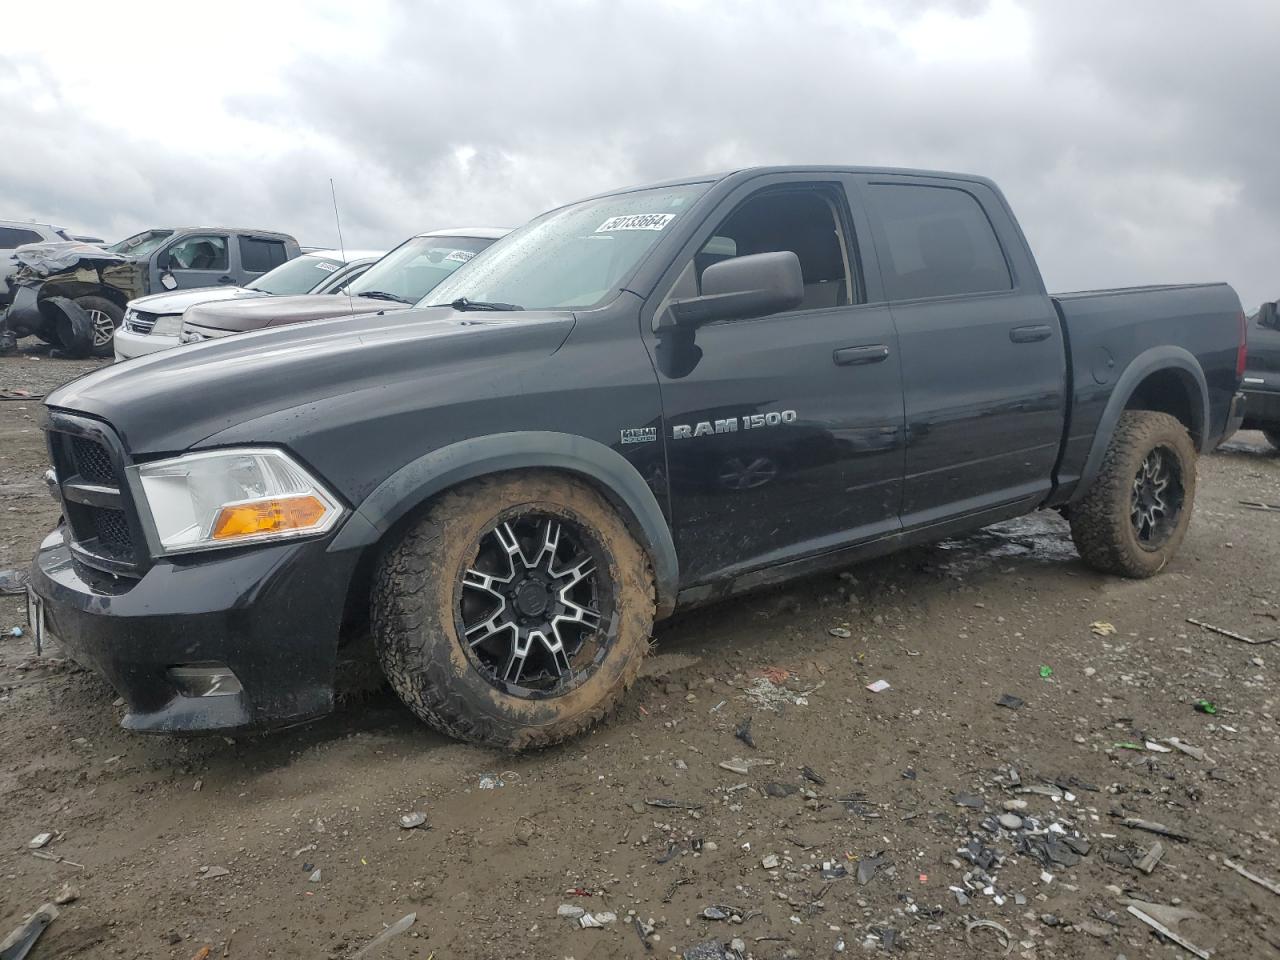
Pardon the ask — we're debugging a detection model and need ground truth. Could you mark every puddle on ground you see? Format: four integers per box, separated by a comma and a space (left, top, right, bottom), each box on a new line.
931, 511, 1078, 575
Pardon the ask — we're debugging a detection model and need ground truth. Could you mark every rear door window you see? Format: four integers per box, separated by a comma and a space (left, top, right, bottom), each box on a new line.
166, 235, 229, 271
239, 237, 289, 273
865, 183, 1011, 300
0, 226, 43, 247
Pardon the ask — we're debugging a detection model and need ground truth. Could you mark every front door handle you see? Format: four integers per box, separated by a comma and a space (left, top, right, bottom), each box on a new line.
1010, 323, 1053, 343
834, 344, 890, 366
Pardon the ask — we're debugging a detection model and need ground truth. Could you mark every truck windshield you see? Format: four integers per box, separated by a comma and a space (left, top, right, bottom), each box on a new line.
346, 236, 496, 304
425, 183, 710, 311
107, 229, 174, 257
248, 254, 347, 296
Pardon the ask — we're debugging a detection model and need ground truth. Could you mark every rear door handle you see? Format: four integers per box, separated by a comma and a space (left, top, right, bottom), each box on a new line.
217, 275, 234, 284
834, 344, 890, 366
1010, 324, 1053, 343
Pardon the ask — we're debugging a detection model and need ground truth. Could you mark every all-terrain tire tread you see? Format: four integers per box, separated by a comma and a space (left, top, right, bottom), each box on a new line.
1068, 410, 1196, 578
371, 473, 654, 750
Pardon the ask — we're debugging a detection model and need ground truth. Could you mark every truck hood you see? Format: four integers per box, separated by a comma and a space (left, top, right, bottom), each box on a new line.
129, 286, 265, 314
184, 293, 404, 332
46, 307, 577, 455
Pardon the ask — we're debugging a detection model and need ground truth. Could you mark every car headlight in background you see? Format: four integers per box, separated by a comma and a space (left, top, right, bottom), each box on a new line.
149, 314, 183, 337
135, 448, 342, 553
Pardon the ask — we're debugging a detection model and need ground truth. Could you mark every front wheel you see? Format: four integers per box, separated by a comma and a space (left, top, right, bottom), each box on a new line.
372, 472, 655, 749
1068, 411, 1197, 578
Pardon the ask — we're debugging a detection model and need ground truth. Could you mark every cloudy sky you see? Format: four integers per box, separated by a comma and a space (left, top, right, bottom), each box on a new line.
3, 0, 1275, 308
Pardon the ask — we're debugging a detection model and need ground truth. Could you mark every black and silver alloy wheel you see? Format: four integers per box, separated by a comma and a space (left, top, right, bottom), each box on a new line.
458, 513, 611, 696
1129, 445, 1183, 549
372, 472, 654, 749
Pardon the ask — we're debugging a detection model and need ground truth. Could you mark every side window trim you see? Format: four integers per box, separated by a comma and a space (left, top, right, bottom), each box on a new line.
862, 176, 1016, 302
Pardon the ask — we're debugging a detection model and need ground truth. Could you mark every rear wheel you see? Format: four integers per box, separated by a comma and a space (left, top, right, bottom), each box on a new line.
1068, 411, 1197, 577
372, 472, 654, 749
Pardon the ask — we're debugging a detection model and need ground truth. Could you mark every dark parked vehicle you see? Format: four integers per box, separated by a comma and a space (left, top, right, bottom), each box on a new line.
3, 227, 301, 356
1239, 301, 1280, 448
178, 228, 507, 345
27, 165, 1246, 749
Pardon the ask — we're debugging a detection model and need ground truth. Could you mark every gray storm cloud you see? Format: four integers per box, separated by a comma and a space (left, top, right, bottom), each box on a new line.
3, 0, 1275, 308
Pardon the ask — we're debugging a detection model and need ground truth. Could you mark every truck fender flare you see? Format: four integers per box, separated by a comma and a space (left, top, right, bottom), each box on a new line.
328, 431, 679, 619
1069, 345, 1209, 504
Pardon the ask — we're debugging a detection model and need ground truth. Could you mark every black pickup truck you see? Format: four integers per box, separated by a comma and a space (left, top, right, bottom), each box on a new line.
1240, 300, 1280, 447
28, 165, 1246, 749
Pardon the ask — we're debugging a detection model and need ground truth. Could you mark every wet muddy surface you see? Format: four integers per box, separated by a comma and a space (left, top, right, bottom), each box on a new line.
1, 350, 1278, 959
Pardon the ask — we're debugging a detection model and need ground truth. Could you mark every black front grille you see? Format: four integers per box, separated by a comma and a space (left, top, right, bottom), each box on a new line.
47, 418, 144, 575
92, 508, 132, 553
72, 437, 117, 484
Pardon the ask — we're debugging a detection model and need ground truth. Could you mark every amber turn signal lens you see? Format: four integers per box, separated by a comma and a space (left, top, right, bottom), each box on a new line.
211, 495, 329, 540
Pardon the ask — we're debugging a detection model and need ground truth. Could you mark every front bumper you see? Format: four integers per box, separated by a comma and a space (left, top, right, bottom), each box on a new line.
113, 326, 180, 361
29, 526, 359, 733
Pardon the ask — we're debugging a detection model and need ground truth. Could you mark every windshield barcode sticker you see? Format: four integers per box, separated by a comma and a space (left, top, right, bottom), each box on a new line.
444, 249, 476, 263
315, 262, 339, 272
596, 214, 676, 233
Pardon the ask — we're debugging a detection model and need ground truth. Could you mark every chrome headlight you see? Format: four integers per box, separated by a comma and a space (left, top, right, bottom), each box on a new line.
135, 448, 342, 554
150, 313, 183, 337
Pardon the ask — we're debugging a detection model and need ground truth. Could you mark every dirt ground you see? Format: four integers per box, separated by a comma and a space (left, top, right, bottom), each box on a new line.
1, 345, 1278, 960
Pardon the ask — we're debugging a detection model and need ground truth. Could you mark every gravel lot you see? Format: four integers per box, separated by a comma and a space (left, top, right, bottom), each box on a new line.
1, 346, 1278, 959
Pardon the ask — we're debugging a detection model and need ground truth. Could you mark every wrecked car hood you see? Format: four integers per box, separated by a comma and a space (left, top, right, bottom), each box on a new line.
129, 286, 265, 314
46, 306, 577, 455
13, 241, 133, 277
184, 294, 405, 332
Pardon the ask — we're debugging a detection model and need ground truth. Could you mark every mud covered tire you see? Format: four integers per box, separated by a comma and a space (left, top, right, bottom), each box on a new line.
1264, 428, 1280, 451
371, 471, 655, 750
1068, 411, 1197, 578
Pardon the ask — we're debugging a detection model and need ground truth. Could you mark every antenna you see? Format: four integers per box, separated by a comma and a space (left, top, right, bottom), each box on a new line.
329, 178, 354, 316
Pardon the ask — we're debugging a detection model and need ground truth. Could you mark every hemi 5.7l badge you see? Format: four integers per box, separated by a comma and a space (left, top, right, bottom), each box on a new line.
673, 410, 797, 439
620, 427, 658, 444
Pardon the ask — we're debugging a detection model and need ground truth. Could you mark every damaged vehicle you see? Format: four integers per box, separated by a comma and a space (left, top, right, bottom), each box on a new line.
2, 227, 300, 356
114, 248, 385, 361
177, 228, 507, 345
27, 165, 1246, 749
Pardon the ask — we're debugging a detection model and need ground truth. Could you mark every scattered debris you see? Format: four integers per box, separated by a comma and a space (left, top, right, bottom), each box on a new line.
1125, 904, 1210, 959
7, 626, 23, 639
0, 569, 30, 595
199, 866, 230, 880
0, 903, 58, 960
734, 716, 756, 749
398, 812, 428, 830
829, 626, 852, 638
1186, 617, 1274, 645
27, 833, 52, 850
645, 797, 704, 809
1239, 499, 1280, 512
308, 868, 322, 883
762, 781, 798, 798
29, 851, 84, 869
579, 911, 617, 928
191, 948, 211, 960
995, 693, 1024, 710
952, 792, 985, 809
1090, 621, 1117, 636
557, 904, 586, 920
801, 765, 826, 786
1122, 817, 1191, 841
856, 854, 884, 885
964, 918, 1012, 954
350, 913, 416, 959
1136, 840, 1165, 875
477, 773, 505, 789
53, 884, 78, 906
742, 675, 823, 710
865, 679, 891, 693
1168, 737, 1206, 761
1224, 858, 1280, 896
681, 940, 725, 960
1038, 665, 1053, 679
761, 854, 780, 869
1193, 699, 1218, 715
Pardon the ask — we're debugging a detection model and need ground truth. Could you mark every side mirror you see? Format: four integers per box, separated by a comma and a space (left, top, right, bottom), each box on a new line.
155, 251, 171, 271
1259, 301, 1279, 330
666, 251, 804, 328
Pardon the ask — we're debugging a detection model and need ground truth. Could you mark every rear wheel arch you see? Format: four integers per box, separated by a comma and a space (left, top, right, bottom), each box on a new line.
329, 432, 678, 619
1070, 347, 1209, 504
